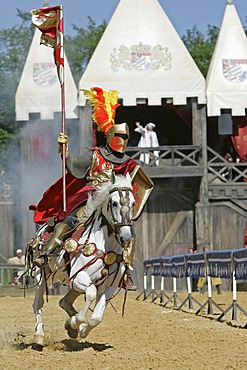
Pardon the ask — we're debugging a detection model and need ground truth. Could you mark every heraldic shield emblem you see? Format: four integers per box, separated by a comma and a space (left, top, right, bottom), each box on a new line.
111, 42, 172, 72
222, 59, 247, 83
130, 165, 154, 221
33, 63, 57, 86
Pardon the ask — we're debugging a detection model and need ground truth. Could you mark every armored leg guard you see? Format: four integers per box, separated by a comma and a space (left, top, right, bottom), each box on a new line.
33, 222, 71, 268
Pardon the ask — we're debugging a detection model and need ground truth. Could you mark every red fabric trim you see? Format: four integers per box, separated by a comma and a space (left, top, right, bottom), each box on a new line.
232, 117, 247, 162
31, 155, 138, 225
32, 172, 90, 224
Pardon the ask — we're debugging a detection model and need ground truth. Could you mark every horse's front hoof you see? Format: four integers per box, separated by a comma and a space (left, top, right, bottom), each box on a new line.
65, 320, 78, 339
79, 323, 88, 338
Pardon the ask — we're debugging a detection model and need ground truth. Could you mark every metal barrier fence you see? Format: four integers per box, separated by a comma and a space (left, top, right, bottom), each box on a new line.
0, 264, 63, 296
0, 264, 26, 286
136, 248, 247, 322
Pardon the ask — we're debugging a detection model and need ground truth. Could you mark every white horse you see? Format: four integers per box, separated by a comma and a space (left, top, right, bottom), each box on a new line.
28, 172, 135, 348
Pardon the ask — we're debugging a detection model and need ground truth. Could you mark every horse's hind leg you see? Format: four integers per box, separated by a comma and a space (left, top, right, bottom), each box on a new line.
32, 270, 46, 348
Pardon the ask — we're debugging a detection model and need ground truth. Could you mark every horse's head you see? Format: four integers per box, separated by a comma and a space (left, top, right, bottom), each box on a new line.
86, 172, 135, 248
106, 172, 135, 246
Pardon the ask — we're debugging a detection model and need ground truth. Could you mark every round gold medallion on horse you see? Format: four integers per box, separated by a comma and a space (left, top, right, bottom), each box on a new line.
121, 196, 130, 205
64, 238, 78, 253
104, 252, 117, 265
83, 242, 96, 256
121, 205, 130, 213
101, 268, 108, 276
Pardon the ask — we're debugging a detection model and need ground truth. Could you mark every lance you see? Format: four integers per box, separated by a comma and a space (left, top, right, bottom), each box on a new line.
57, 6, 67, 213
32, 4, 67, 212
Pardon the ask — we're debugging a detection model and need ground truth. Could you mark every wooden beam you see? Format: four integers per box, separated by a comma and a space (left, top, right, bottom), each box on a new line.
145, 166, 204, 178
156, 211, 187, 255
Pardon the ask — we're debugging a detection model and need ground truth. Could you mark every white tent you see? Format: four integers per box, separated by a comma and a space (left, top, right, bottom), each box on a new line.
78, 0, 205, 106
16, 28, 78, 121
206, 1, 247, 116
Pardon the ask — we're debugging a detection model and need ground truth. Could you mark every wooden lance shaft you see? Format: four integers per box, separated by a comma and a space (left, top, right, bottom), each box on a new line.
61, 83, 66, 212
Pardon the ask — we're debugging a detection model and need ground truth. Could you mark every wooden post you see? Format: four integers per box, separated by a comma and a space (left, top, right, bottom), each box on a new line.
192, 99, 210, 251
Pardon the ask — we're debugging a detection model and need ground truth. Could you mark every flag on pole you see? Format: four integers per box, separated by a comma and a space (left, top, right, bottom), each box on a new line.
32, 5, 64, 86
32, 5, 67, 212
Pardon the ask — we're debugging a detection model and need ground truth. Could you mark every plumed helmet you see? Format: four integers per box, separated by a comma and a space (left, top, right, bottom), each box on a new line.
81, 86, 129, 153
106, 122, 129, 153
81, 86, 120, 133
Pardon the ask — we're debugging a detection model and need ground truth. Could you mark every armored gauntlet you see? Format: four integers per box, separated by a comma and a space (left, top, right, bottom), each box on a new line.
58, 132, 68, 153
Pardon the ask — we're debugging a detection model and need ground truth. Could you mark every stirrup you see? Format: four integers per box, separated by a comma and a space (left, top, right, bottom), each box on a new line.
33, 254, 48, 269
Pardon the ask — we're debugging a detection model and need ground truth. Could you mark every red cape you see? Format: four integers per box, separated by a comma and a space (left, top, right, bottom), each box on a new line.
31, 157, 138, 224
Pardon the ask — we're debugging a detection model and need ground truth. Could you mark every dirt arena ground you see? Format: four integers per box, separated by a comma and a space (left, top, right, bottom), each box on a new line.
0, 289, 247, 370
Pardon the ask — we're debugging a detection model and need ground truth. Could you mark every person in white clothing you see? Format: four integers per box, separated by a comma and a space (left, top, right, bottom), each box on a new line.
135, 121, 159, 165
7, 249, 25, 285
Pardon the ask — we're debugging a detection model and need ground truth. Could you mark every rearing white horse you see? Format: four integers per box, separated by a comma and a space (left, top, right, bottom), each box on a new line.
28, 172, 135, 348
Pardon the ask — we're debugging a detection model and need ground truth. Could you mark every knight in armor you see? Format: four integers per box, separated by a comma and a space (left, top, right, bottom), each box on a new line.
32, 87, 153, 288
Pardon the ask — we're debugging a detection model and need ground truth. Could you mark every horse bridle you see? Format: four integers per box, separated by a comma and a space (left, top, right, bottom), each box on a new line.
108, 186, 133, 229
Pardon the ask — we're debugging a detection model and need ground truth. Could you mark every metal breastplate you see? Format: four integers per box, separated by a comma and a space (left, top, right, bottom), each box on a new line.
87, 150, 114, 187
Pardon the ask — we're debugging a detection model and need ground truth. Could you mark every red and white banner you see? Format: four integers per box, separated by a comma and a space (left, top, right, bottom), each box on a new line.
32, 5, 67, 211
32, 5, 64, 86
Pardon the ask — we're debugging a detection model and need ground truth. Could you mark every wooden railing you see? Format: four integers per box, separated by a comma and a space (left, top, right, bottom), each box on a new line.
126, 145, 247, 183
126, 145, 202, 167
207, 147, 247, 184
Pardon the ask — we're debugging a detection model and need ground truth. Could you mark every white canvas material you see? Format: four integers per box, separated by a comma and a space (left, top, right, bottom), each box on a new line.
206, 3, 247, 116
78, 0, 205, 106
16, 28, 78, 121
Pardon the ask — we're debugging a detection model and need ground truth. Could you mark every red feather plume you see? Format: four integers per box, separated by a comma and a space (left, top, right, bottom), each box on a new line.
81, 87, 120, 134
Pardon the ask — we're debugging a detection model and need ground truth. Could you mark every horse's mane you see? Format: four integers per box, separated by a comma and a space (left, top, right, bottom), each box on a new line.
85, 174, 132, 219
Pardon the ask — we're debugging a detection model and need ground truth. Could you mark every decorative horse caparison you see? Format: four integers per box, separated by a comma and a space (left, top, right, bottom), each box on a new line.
27, 173, 136, 347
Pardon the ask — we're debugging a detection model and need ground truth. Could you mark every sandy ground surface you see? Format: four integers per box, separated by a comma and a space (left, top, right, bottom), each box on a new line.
0, 289, 247, 370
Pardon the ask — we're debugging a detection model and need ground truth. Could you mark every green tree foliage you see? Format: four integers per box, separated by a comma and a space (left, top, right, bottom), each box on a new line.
0, 128, 15, 172
182, 25, 219, 77
64, 16, 107, 84
0, 10, 34, 131
0, 10, 33, 172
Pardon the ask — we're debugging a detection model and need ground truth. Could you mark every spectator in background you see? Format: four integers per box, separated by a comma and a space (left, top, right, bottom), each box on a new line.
7, 249, 25, 285
135, 121, 160, 165
223, 145, 240, 180
224, 145, 239, 163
